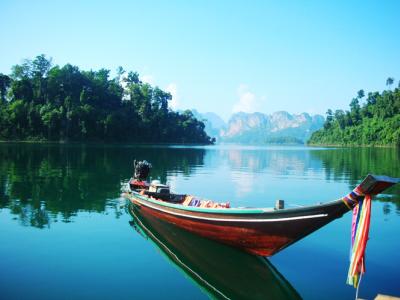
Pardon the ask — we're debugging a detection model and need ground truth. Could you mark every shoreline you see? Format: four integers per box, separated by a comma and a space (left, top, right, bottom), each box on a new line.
1, 139, 397, 148
0, 140, 215, 146
307, 143, 398, 148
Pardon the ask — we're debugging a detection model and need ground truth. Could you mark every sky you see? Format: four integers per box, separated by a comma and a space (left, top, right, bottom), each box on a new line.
1, 0, 399, 121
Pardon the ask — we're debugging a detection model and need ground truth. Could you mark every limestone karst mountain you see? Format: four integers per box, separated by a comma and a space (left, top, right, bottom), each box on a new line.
192, 110, 324, 144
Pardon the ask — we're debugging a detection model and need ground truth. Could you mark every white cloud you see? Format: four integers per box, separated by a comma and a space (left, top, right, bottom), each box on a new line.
165, 83, 179, 110
232, 84, 260, 113
141, 74, 155, 85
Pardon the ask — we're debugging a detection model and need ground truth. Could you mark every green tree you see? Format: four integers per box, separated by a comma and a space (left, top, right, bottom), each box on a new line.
0, 73, 11, 103
31, 54, 52, 104
357, 89, 365, 99
115, 66, 125, 83
10, 59, 32, 80
0, 55, 214, 144
308, 81, 400, 147
386, 77, 394, 90
126, 71, 140, 84
334, 109, 345, 129
32, 54, 52, 78
324, 109, 333, 129
349, 98, 361, 124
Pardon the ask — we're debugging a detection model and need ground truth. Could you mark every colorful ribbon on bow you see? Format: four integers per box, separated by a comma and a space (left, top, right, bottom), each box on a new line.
346, 194, 372, 288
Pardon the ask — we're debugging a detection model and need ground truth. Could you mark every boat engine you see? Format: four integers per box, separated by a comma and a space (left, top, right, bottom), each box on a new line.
129, 160, 152, 191
134, 160, 152, 181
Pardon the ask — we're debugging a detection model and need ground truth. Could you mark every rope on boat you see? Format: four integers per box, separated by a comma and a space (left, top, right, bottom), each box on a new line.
354, 271, 363, 300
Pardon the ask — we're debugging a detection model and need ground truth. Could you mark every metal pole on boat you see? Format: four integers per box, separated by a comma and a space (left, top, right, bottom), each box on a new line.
275, 199, 284, 210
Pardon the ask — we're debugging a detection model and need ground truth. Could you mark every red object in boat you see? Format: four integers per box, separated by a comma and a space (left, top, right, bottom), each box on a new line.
129, 179, 149, 190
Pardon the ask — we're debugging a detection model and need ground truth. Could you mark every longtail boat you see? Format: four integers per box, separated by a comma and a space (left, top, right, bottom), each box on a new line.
122, 160, 399, 257
128, 204, 302, 300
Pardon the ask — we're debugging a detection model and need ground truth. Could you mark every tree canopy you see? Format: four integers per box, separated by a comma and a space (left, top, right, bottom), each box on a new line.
0, 55, 214, 144
308, 78, 400, 146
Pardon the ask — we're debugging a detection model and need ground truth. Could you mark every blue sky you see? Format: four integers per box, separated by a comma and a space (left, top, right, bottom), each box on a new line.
1, 0, 399, 120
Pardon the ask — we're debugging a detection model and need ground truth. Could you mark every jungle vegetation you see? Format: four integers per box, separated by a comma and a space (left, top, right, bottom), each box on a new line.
308, 78, 400, 146
0, 55, 214, 144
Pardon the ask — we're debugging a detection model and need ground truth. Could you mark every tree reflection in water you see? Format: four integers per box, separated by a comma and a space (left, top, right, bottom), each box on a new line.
310, 147, 400, 212
1, 144, 399, 229
0, 143, 205, 227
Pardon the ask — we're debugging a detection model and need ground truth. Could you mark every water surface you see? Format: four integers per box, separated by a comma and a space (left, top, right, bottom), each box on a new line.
0, 143, 399, 299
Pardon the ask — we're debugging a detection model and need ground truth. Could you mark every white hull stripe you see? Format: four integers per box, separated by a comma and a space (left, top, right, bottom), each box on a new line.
132, 197, 328, 223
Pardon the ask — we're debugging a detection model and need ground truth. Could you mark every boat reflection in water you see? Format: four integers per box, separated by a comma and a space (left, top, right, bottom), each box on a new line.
128, 205, 302, 300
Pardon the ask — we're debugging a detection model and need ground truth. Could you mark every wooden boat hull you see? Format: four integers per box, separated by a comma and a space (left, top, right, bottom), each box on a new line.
123, 174, 399, 256
127, 193, 348, 256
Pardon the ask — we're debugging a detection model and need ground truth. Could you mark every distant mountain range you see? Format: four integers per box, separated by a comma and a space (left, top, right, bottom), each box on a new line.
191, 110, 324, 144
190, 110, 226, 139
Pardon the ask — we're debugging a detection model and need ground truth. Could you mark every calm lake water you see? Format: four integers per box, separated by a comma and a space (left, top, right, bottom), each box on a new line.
0, 143, 399, 299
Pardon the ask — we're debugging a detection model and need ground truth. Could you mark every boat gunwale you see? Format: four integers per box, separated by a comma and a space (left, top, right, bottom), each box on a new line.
124, 190, 345, 216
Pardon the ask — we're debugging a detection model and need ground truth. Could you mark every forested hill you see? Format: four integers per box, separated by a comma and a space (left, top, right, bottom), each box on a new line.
0, 55, 214, 144
308, 79, 400, 147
